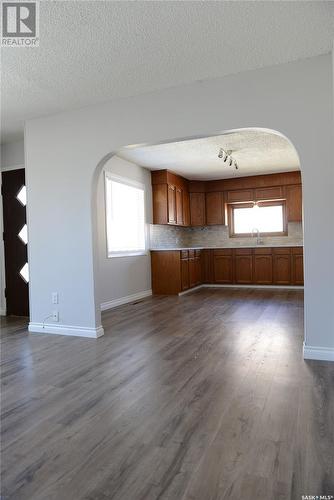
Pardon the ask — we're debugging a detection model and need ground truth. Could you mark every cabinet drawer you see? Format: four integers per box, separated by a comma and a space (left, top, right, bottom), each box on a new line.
226, 189, 254, 203
235, 248, 252, 255
180, 250, 188, 259
188, 249, 195, 258
254, 247, 272, 255
292, 247, 303, 254
195, 249, 201, 257
255, 186, 283, 201
213, 249, 233, 256
273, 247, 291, 255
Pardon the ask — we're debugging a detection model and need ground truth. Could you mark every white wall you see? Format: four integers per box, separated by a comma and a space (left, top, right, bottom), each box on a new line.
97, 156, 152, 308
0, 139, 25, 315
1, 140, 25, 170
25, 54, 334, 358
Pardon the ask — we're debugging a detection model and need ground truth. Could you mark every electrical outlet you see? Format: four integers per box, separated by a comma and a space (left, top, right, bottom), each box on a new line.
52, 311, 59, 322
52, 292, 58, 304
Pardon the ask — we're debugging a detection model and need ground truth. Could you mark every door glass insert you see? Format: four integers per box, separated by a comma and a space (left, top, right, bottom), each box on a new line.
16, 185, 27, 206
18, 224, 28, 244
19, 263, 29, 283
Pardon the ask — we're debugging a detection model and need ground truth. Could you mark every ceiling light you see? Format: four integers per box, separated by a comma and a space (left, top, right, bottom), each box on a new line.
218, 148, 239, 170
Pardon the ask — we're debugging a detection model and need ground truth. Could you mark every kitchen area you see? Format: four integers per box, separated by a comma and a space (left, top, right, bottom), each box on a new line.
149, 168, 303, 295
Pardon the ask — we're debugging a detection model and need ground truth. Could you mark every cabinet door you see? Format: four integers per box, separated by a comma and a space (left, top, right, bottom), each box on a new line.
273, 254, 291, 285
213, 255, 233, 283
190, 192, 206, 226
235, 255, 253, 284
195, 253, 202, 285
253, 255, 273, 285
183, 190, 190, 226
189, 258, 196, 288
226, 189, 254, 203
292, 253, 304, 285
286, 185, 302, 222
206, 192, 224, 225
201, 249, 212, 283
181, 258, 189, 291
176, 188, 184, 225
152, 184, 168, 224
255, 186, 283, 201
168, 185, 176, 224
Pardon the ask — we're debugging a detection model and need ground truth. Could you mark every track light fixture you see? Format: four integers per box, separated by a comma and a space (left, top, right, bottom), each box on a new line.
218, 148, 239, 170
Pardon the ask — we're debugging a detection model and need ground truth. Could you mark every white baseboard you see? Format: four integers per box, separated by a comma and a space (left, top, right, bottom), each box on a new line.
203, 284, 304, 290
179, 284, 303, 296
29, 322, 104, 338
101, 289, 152, 311
303, 342, 334, 362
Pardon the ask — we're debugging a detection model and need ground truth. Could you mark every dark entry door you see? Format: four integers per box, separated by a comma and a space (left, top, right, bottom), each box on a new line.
2, 169, 29, 316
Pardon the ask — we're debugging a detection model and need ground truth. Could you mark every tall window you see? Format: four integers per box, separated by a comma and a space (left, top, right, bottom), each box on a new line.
229, 201, 286, 236
105, 174, 146, 257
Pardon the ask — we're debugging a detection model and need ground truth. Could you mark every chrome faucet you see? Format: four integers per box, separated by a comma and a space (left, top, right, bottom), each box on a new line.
251, 227, 262, 245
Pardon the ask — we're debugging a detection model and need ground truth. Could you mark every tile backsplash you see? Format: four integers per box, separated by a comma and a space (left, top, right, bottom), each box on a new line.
150, 222, 303, 249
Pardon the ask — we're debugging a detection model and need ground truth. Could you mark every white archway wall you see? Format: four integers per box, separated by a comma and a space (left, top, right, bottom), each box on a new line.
25, 54, 334, 355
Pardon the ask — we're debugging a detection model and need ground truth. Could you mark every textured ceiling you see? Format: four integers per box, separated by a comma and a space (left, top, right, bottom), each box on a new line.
2, 1, 334, 143
118, 129, 300, 180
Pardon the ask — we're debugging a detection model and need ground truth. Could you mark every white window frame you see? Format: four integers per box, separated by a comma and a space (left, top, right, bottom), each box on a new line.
104, 172, 148, 258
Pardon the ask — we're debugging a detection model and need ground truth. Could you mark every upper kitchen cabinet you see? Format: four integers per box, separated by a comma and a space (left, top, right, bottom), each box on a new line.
286, 185, 302, 222
226, 189, 254, 203
152, 170, 302, 227
254, 186, 283, 201
206, 192, 225, 225
190, 192, 206, 226
151, 170, 189, 226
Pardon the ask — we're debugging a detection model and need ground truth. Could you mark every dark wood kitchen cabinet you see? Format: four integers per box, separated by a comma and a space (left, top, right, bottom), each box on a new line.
190, 193, 206, 226
291, 247, 304, 285
151, 246, 303, 295
181, 251, 189, 291
286, 185, 302, 222
273, 248, 291, 285
253, 249, 273, 285
175, 187, 183, 225
183, 190, 190, 226
167, 184, 176, 224
151, 171, 189, 226
188, 250, 202, 288
206, 192, 225, 225
153, 170, 302, 227
213, 249, 233, 284
234, 249, 253, 284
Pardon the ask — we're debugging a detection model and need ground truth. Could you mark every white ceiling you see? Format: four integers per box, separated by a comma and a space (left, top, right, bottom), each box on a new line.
118, 129, 300, 180
2, 1, 334, 143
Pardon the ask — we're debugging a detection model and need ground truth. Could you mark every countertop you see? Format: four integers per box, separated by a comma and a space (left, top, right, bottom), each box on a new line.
150, 244, 303, 251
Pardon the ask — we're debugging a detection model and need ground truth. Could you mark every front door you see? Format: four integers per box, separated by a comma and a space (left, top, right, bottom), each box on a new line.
2, 169, 29, 316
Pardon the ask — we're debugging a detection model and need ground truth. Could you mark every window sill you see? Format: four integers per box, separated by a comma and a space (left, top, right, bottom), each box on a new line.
108, 251, 148, 258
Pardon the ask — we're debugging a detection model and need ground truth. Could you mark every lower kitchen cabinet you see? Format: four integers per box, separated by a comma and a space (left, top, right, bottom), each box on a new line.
253, 249, 273, 285
273, 248, 291, 285
291, 249, 304, 285
188, 251, 197, 288
181, 253, 189, 291
234, 249, 253, 284
151, 246, 303, 295
213, 250, 233, 284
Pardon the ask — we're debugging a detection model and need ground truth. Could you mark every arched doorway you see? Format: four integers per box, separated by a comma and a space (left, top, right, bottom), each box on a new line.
92, 126, 304, 342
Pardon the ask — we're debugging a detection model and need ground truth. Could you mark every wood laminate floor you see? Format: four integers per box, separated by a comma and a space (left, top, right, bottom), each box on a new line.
1, 289, 333, 500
